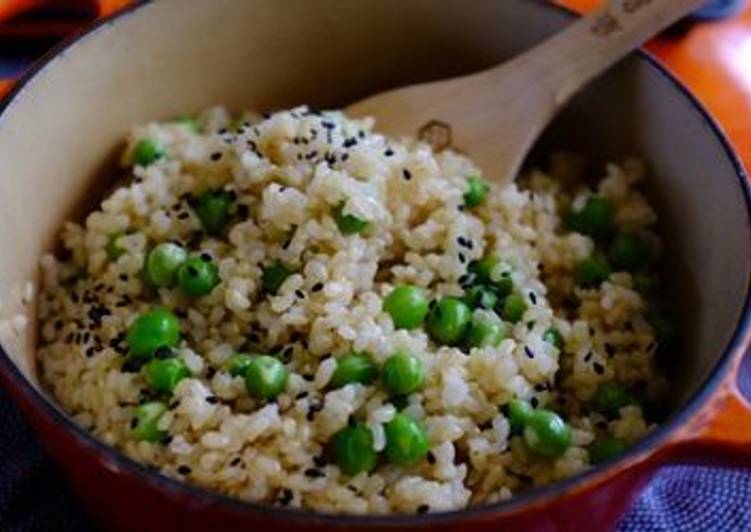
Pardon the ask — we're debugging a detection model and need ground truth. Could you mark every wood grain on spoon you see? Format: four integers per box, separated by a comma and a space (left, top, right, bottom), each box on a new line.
347, 0, 707, 183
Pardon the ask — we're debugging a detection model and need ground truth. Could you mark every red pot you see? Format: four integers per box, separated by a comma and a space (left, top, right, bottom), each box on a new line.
0, 1, 750, 530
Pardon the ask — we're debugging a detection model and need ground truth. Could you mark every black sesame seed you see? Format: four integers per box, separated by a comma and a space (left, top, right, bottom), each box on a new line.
478, 420, 493, 431
230, 457, 243, 467
295, 290, 305, 299
417, 505, 430, 515
177, 465, 192, 475
302, 374, 314, 382
278, 489, 294, 506
426, 451, 436, 464
534, 384, 545, 392
529, 292, 537, 305
200, 253, 212, 262
593, 363, 605, 375
530, 397, 539, 408
304, 468, 325, 479
605, 343, 615, 357
295, 391, 309, 400
206, 396, 219, 404
458, 253, 467, 264
384, 148, 394, 157
584, 352, 593, 362
313, 455, 327, 468
524, 346, 535, 359
321, 121, 335, 130
187, 266, 198, 277
178, 212, 190, 220
130, 418, 138, 429
210, 152, 223, 162
122, 357, 145, 373
311, 282, 324, 292
341, 153, 350, 162
402, 169, 412, 180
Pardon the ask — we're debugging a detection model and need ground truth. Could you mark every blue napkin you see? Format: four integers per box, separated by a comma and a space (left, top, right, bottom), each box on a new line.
1, 383, 749, 532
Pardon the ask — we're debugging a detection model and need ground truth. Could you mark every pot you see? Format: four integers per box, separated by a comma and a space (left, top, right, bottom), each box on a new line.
0, 1, 750, 530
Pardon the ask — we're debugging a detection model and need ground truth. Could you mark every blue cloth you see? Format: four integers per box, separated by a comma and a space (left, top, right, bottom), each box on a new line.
0, 383, 749, 531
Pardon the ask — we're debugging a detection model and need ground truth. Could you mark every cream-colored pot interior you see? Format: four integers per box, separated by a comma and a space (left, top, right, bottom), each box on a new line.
0, 0, 748, 417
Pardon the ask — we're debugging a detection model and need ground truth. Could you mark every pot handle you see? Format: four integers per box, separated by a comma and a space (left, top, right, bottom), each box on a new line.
662, 352, 751, 466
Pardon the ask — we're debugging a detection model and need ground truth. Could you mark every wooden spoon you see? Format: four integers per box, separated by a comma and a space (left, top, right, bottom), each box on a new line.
347, 0, 706, 183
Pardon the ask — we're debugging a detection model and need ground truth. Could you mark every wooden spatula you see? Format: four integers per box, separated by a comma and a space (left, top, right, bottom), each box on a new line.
347, 0, 707, 183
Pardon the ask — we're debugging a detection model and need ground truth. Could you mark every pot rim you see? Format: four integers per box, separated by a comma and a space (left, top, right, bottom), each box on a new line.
1, 0, 750, 526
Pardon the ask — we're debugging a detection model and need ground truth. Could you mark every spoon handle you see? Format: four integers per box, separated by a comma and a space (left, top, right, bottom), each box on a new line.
496, 0, 708, 108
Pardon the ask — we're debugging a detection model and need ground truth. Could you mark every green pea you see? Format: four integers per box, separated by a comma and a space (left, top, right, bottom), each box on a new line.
332, 423, 378, 475
384, 413, 429, 466
330, 353, 378, 389
609, 234, 648, 272
177, 256, 220, 297
589, 438, 628, 465
175, 116, 202, 133
132, 401, 168, 442
463, 285, 498, 310
145, 357, 190, 393
245, 355, 288, 399
383, 285, 429, 329
106, 231, 127, 261
333, 202, 369, 235
523, 409, 572, 458
133, 138, 166, 167
126, 308, 181, 359
543, 327, 564, 350
465, 309, 508, 348
632, 273, 659, 298
426, 297, 471, 345
575, 256, 611, 287
382, 351, 424, 396
195, 190, 233, 235
566, 195, 615, 240
501, 293, 527, 324
261, 262, 292, 294
227, 354, 254, 378
594, 382, 632, 418
469, 256, 513, 296
463, 175, 489, 207
507, 398, 534, 433
144, 242, 188, 287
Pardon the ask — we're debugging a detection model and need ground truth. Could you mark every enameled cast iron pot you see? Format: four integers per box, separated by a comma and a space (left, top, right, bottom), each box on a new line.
1, 1, 751, 530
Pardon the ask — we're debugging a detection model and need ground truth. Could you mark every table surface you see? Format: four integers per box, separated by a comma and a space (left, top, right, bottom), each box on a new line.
1, 1, 751, 531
